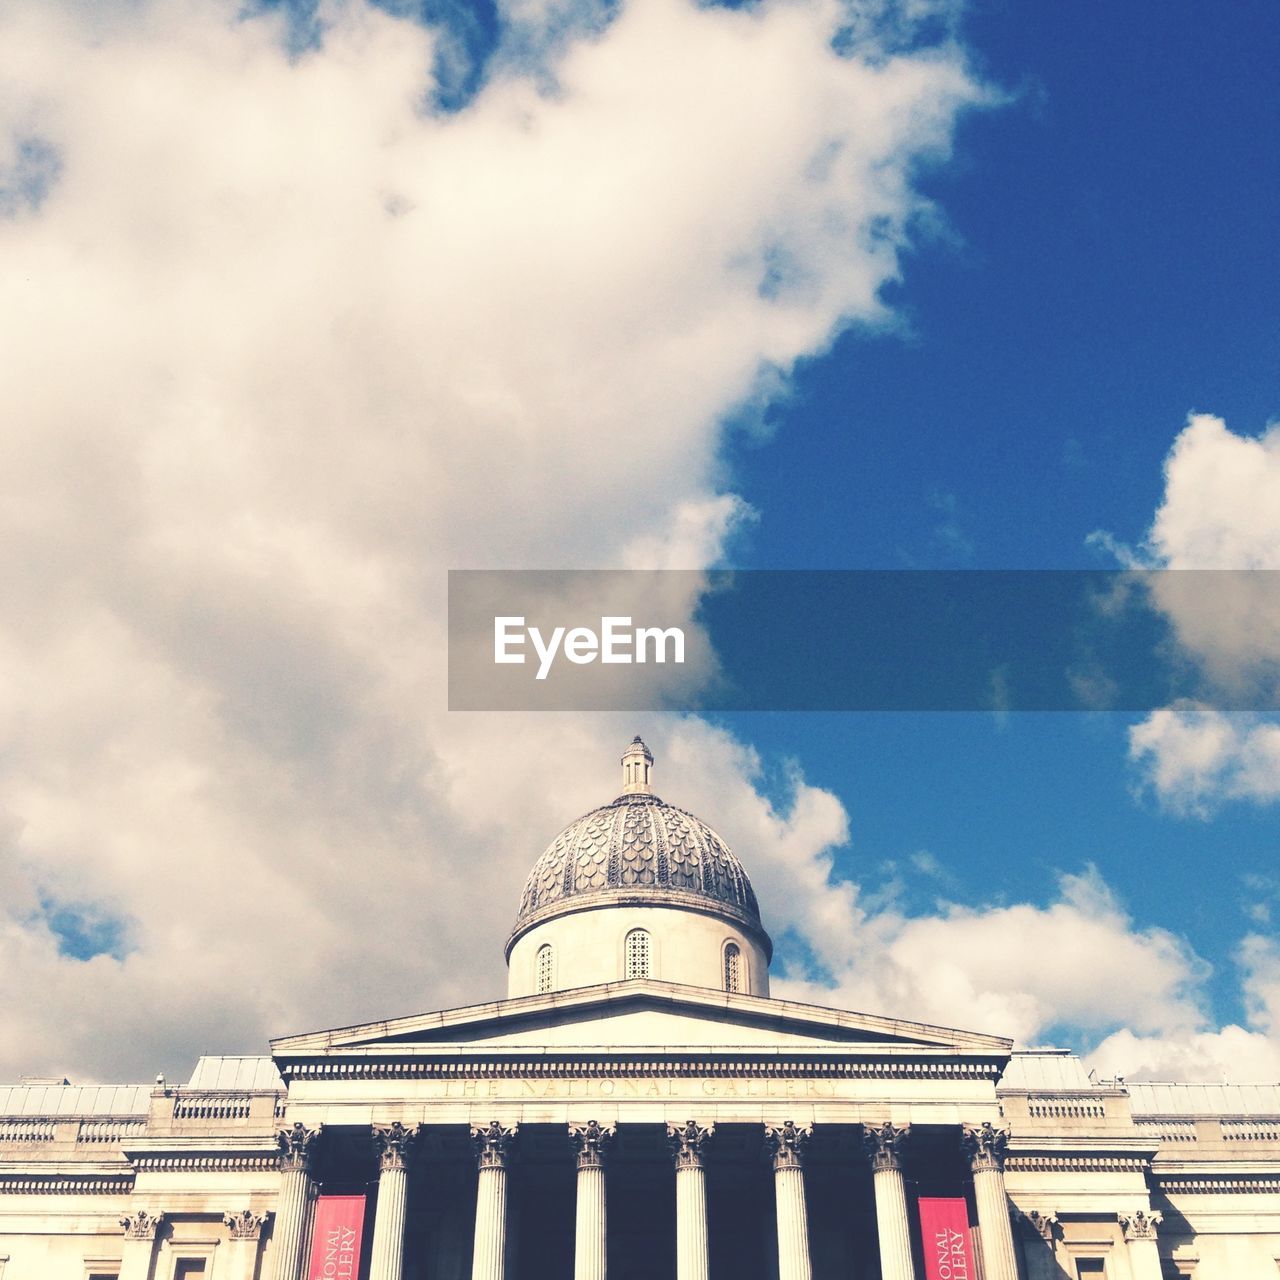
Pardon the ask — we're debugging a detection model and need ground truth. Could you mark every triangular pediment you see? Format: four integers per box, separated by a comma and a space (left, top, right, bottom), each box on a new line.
270, 980, 1011, 1061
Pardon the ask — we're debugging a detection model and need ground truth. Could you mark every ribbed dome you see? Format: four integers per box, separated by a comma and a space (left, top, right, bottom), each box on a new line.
507, 739, 769, 956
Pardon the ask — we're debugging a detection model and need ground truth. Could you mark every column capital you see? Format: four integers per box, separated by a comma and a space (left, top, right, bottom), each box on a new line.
569, 1120, 616, 1171
120, 1210, 165, 1240
1013, 1208, 1058, 1242
374, 1121, 421, 1172
277, 1122, 322, 1173
961, 1121, 1009, 1173
667, 1119, 714, 1171
224, 1209, 271, 1240
764, 1121, 812, 1172
862, 1121, 910, 1173
471, 1120, 519, 1170
1119, 1209, 1161, 1242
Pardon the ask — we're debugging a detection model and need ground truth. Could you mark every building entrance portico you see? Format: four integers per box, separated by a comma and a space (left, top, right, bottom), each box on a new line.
6, 740, 1274, 1279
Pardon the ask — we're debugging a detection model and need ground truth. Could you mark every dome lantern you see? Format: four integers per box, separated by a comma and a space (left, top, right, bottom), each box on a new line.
621, 735, 654, 795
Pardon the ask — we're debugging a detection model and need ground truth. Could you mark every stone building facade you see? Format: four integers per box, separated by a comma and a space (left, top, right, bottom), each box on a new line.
2, 739, 1278, 1279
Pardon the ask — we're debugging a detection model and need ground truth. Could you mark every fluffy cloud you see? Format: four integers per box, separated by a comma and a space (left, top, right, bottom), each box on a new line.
777, 867, 1204, 1044
0, 0, 983, 1081
1129, 703, 1280, 816
1088, 935, 1280, 1082
1115, 415, 1280, 812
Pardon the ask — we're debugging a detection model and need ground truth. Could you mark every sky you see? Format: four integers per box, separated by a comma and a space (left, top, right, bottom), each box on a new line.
0, 0, 1277, 1086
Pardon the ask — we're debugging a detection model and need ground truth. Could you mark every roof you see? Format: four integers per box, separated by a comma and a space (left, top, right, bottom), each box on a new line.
185, 1056, 284, 1091
997, 1049, 1097, 1092
1127, 1081, 1280, 1115
0, 1084, 151, 1116
510, 790, 767, 953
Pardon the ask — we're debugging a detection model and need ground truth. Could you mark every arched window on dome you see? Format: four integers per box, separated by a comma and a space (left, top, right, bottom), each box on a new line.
536, 943, 554, 994
624, 928, 651, 980
723, 941, 742, 993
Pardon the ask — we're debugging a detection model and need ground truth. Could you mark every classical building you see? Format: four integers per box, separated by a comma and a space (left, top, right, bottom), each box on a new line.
2, 738, 1278, 1280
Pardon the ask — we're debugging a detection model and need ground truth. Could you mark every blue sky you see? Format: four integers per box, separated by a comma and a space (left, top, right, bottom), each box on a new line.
711, 0, 1280, 1042
1, 0, 1277, 1082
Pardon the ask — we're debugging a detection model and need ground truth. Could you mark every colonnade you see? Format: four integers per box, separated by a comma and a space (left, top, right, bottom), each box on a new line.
263, 1118, 1027, 1280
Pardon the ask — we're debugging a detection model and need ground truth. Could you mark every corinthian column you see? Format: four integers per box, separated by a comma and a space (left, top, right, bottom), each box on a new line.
268, 1123, 321, 1280
667, 1121, 714, 1280
471, 1121, 518, 1280
224, 1210, 271, 1280
570, 1121, 615, 1280
863, 1122, 916, 1280
962, 1123, 1018, 1280
764, 1122, 813, 1280
119, 1211, 165, 1280
1120, 1210, 1164, 1280
369, 1123, 420, 1280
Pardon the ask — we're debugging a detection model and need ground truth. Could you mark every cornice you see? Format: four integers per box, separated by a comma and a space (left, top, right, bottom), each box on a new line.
129, 1152, 280, 1173
1156, 1172, 1280, 1195
277, 1053, 1007, 1084
121, 1135, 283, 1172
1005, 1154, 1151, 1175
506, 891, 774, 961
1008, 1135, 1160, 1160
0, 1171, 133, 1195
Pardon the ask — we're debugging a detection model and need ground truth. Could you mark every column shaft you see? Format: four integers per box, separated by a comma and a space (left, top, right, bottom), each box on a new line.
872, 1165, 916, 1280
574, 1164, 607, 1280
773, 1165, 813, 1280
472, 1164, 509, 1280
675, 1165, 709, 1280
267, 1167, 311, 1280
369, 1164, 410, 1280
972, 1168, 1018, 1280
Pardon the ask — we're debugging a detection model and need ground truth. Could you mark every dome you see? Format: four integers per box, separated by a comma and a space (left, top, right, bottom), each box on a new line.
506, 738, 771, 961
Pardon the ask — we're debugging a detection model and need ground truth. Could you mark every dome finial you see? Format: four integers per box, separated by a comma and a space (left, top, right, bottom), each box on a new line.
621, 736, 654, 795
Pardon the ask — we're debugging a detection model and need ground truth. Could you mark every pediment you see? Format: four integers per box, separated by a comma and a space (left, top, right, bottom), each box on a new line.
270, 980, 1011, 1061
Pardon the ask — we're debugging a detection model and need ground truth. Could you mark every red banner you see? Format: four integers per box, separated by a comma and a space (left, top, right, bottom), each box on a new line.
918, 1197, 975, 1280
305, 1194, 366, 1280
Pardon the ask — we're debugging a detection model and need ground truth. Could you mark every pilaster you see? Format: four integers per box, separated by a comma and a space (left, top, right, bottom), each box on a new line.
1120, 1210, 1164, 1280
224, 1210, 270, 1280
119, 1211, 165, 1280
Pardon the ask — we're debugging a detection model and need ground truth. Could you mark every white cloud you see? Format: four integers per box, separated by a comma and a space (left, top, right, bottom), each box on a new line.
0, 0, 984, 1080
1088, 935, 1280, 1082
1147, 414, 1280, 570
1107, 414, 1280, 813
1129, 703, 1280, 816
776, 866, 1208, 1046
769, 856, 1280, 1083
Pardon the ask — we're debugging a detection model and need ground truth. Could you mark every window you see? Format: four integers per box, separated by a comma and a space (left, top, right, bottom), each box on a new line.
624, 928, 651, 979
536, 943, 554, 993
1075, 1261, 1105, 1278
173, 1265, 206, 1280
723, 942, 742, 992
